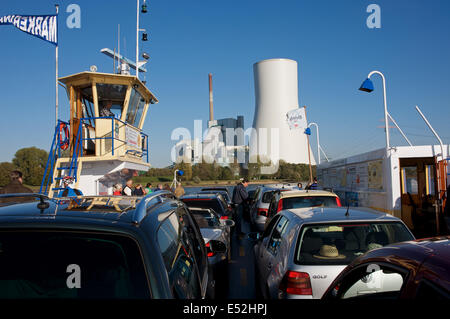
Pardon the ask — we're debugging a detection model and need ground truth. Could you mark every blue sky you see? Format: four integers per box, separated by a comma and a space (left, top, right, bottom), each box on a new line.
0, 0, 449, 167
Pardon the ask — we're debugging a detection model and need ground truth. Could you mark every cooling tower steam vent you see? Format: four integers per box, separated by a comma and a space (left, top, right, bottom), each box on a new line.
249, 58, 315, 165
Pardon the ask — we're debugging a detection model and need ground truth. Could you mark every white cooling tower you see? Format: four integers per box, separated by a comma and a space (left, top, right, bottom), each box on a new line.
249, 58, 316, 165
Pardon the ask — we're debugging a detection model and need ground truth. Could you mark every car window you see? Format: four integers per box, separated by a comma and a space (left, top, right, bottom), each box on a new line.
182, 199, 225, 216
282, 196, 339, 209
157, 212, 181, 271
295, 222, 414, 266
268, 195, 278, 217
262, 215, 281, 239
170, 248, 201, 299
191, 210, 220, 228
262, 191, 275, 203
178, 207, 207, 291
334, 264, 408, 300
267, 216, 289, 255
0, 230, 151, 299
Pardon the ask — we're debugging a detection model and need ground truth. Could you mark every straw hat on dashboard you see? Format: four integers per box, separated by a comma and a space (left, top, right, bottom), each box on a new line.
313, 244, 346, 259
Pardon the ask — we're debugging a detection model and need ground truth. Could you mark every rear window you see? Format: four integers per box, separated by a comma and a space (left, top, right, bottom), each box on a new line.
283, 195, 339, 209
182, 199, 225, 216
191, 211, 221, 228
0, 230, 151, 299
262, 191, 275, 203
295, 222, 414, 266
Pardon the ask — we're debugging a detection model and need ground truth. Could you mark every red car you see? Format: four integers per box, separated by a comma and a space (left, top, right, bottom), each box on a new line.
322, 236, 450, 300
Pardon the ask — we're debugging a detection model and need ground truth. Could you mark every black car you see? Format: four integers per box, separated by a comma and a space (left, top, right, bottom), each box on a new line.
0, 191, 223, 299
180, 193, 233, 220
198, 189, 232, 206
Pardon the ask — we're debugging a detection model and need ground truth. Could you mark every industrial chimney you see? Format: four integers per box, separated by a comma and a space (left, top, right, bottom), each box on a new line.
209, 73, 214, 122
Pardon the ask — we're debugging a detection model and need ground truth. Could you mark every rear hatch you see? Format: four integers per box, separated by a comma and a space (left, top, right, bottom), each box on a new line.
284, 220, 415, 299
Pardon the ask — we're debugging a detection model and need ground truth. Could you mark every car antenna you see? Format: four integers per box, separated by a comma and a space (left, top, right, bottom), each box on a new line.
345, 181, 354, 217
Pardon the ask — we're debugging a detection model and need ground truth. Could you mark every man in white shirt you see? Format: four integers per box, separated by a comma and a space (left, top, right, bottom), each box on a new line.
122, 179, 134, 196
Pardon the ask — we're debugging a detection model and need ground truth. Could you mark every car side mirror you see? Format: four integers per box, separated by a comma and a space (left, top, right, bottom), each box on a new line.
209, 240, 227, 254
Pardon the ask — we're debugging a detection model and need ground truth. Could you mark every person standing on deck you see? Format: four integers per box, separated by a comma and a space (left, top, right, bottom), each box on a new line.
232, 178, 249, 236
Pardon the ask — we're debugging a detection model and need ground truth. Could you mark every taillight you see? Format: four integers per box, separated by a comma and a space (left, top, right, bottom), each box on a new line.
280, 271, 312, 295
205, 242, 215, 257
257, 208, 268, 217
336, 197, 342, 207
277, 199, 283, 212
220, 215, 229, 220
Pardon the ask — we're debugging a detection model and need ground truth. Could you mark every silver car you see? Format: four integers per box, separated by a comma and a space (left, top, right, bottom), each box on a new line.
254, 207, 415, 299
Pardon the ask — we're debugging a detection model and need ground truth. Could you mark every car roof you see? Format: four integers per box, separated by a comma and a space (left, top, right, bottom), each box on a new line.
0, 192, 181, 231
201, 187, 228, 191
278, 189, 338, 198
283, 207, 400, 224
181, 193, 221, 200
348, 236, 450, 283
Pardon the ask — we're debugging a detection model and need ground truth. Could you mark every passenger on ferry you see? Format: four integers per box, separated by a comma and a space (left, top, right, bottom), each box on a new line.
99, 100, 115, 117
122, 179, 134, 196
134, 184, 145, 196
113, 183, 122, 196
174, 183, 185, 198
145, 183, 153, 194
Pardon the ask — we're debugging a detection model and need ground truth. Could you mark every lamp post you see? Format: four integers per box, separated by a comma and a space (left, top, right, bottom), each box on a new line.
308, 122, 320, 165
359, 71, 390, 154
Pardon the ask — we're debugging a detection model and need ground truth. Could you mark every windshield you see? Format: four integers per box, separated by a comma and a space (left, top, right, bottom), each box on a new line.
59, 196, 142, 212
191, 210, 221, 228
283, 196, 339, 209
0, 231, 150, 299
126, 88, 146, 127
182, 199, 226, 216
295, 222, 414, 266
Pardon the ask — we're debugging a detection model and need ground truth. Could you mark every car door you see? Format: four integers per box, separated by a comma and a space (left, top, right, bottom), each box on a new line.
324, 262, 409, 300
177, 207, 209, 299
265, 216, 290, 298
250, 188, 261, 224
255, 214, 281, 298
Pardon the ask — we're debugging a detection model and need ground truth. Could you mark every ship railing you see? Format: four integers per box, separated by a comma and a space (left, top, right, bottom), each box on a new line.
77, 116, 149, 163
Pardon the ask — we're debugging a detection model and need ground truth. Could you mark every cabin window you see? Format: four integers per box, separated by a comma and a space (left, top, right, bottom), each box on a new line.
96, 83, 128, 118
425, 165, 435, 196
126, 88, 146, 127
401, 167, 418, 195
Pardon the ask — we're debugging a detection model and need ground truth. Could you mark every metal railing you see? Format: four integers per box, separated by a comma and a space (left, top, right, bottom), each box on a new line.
78, 116, 149, 163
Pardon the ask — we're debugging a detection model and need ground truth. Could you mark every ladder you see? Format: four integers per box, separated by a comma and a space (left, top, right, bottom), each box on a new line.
40, 121, 83, 198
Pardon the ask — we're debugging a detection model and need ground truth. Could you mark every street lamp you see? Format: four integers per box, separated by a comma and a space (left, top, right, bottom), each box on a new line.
359, 71, 390, 154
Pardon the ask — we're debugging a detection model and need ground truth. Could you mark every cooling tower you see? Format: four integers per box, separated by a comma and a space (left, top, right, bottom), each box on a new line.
249, 58, 316, 165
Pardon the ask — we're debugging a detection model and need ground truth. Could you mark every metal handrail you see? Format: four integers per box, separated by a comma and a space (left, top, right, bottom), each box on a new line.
78, 116, 149, 162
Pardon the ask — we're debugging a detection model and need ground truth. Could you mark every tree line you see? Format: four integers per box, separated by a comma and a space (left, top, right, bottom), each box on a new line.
0, 147, 48, 186
0, 147, 316, 187
144, 159, 316, 183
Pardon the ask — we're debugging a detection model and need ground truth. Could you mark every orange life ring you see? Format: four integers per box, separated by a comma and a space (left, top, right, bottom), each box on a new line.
59, 123, 70, 150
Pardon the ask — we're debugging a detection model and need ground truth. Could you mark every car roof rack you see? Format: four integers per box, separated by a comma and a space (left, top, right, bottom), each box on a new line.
132, 190, 176, 224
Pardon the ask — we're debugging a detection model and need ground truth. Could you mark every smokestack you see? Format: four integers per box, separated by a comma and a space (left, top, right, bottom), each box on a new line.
209, 73, 214, 122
